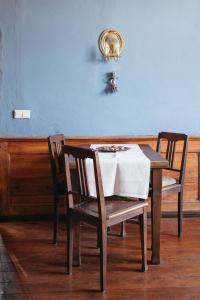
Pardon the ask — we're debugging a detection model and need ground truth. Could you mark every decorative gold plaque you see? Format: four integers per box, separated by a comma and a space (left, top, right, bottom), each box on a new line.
98, 28, 124, 60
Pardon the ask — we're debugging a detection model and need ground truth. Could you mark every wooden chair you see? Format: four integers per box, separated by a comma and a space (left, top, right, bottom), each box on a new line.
63, 145, 148, 292
48, 134, 65, 244
151, 132, 188, 237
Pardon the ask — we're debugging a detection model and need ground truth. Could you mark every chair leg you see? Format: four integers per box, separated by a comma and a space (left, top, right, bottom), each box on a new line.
139, 208, 148, 272
53, 194, 59, 245
73, 219, 81, 266
99, 224, 107, 292
178, 191, 183, 237
120, 221, 126, 237
97, 227, 112, 248
66, 214, 73, 275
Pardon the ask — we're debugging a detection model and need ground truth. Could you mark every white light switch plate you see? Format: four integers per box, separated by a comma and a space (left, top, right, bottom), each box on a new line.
14, 110, 31, 119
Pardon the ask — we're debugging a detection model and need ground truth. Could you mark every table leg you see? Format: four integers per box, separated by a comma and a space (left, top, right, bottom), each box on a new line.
151, 168, 162, 265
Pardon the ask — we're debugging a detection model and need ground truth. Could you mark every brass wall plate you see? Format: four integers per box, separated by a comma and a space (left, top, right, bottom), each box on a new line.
98, 28, 124, 59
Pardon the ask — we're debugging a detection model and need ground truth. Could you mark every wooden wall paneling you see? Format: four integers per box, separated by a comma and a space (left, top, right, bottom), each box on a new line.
198, 152, 200, 200
0, 136, 200, 217
9, 152, 54, 216
0, 142, 10, 215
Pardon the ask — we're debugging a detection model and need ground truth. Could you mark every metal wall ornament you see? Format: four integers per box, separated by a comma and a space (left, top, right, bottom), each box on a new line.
98, 28, 124, 60
107, 72, 118, 93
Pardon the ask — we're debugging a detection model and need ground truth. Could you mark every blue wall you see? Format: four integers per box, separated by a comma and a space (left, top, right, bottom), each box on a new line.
0, 0, 200, 136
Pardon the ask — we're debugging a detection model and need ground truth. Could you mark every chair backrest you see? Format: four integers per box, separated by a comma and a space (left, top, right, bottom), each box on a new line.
48, 134, 65, 190
63, 144, 106, 220
156, 132, 188, 184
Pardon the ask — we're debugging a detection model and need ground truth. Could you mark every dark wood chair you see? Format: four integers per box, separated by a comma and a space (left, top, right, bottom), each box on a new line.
48, 134, 65, 244
151, 132, 188, 237
63, 145, 148, 292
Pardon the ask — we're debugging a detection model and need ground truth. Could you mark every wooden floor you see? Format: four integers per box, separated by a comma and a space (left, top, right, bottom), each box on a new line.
0, 218, 200, 300
0, 233, 25, 299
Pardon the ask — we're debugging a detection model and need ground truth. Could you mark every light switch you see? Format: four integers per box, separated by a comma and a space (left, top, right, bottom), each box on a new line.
14, 110, 31, 119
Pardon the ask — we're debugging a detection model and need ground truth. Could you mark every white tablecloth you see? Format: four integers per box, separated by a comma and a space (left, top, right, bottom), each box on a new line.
86, 144, 150, 199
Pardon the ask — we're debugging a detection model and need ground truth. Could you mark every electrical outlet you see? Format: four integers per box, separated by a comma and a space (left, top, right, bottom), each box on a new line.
13, 110, 31, 119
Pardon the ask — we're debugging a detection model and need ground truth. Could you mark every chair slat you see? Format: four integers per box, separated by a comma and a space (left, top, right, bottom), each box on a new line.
75, 158, 83, 195
83, 159, 89, 196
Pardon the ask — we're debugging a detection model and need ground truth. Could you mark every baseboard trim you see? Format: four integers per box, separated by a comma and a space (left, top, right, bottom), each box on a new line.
0, 210, 200, 222
0, 214, 53, 222
161, 211, 200, 218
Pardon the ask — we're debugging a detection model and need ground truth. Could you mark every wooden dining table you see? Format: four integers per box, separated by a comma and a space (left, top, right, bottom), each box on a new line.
71, 143, 168, 265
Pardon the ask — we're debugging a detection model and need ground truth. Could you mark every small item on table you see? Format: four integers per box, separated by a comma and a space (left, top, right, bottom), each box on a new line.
95, 145, 130, 152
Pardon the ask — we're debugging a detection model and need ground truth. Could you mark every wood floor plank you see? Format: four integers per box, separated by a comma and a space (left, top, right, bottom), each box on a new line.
0, 219, 200, 299
0, 232, 27, 299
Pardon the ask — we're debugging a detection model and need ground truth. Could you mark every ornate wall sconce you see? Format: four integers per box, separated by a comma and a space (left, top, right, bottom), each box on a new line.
98, 28, 124, 61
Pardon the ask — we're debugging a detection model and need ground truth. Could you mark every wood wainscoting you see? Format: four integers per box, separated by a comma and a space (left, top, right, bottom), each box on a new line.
0, 136, 200, 218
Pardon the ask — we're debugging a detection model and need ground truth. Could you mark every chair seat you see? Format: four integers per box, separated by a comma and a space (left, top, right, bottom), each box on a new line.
74, 196, 147, 220
162, 176, 176, 187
